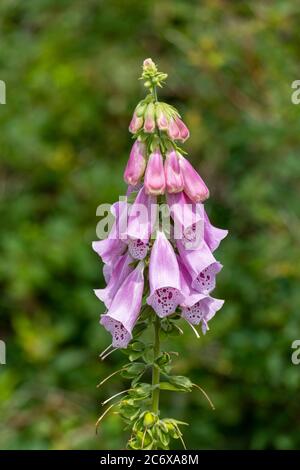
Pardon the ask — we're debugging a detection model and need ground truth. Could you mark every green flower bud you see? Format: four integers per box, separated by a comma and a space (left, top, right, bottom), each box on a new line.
143, 412, 156, 428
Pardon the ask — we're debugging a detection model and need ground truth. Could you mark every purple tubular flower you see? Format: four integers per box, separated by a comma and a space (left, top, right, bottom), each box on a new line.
100, 261, 145, 348
127, 186, 157, 260
124, 140, 147, 186
204, 210, 228, 252
182, 297, 224, 334
164, 150, 184, 193
167, 191, 204, 249
144, 148, 166, 195
94, 252, 134, 309
177, 239, 222, 294
178, 257, 224, 333
178, 153, 210, 203
92, 201, 127, 265
147, 231, 184, 317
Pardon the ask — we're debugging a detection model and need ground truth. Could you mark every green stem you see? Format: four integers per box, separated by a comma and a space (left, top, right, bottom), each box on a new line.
151, 314, 161, 415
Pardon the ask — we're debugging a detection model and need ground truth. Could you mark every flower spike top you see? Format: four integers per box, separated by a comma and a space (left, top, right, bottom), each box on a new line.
93, 58, 228, 450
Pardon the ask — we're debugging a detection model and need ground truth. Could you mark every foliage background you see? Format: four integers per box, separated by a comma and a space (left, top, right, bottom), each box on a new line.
1, 0, 300, 450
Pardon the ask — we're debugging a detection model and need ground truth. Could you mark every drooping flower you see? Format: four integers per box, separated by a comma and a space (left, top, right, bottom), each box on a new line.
100, 261, 145, 348
178, 257, 224, 333
204, 210, 228, 252
178, 153, 210, 203
164, 150, 184, 193
126, 186, 157, 259
177, 239, 222, 294
144, 103, 156, 133
167, 191, 204, 249
147, 231, 184, 317
144, 148, 166, 195
94, 252, 134, 309
129, 111, 143, 134
124, 140, 147, 186
92, 201, 127, 265
167, 117, 181, 140
175, 116, 190, 142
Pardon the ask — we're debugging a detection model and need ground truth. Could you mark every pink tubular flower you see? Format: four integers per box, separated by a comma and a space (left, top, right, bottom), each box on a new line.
204, 210, 228, 252
144, 148, 166, 195
147, 231, 184, 317
100, 261, 145, 348
144, 103, 156, 133
175, 117, 190, 142
129, 111, 143, 134
126, 186, 157, 260
178, 257, 224, 333
164, 150, 184, 193
178, 153, 210, 203
167, 117, 181, 140
167, 191, 204, 249
124, 140, 147, 186
177, 239, 222, 294
94, 252, 133, 309
92, 201, 127, 265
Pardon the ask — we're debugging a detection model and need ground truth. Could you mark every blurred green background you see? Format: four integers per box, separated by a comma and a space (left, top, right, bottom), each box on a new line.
1, 0, 300, 450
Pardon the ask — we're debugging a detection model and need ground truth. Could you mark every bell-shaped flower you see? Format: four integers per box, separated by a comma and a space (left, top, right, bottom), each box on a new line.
144, 148, 166, 195
177, 239, 222, 294
178, 153, 209, 203
124, 140, 147, 186
126, 186, 157, 259
147, 231, 184, 317
178, 257, 224, 333
167, 191, 204, 249
204, 210, 228, 252
164, 150, 184, 193
92, 201, 127, 265
94, 252, 134, 309
100, 261, 145, 348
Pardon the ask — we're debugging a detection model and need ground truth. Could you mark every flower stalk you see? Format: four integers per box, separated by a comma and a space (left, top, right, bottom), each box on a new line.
151, 314, 161, 415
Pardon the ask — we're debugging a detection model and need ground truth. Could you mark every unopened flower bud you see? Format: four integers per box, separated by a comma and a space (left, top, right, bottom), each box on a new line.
167, 117, 181, 140
144, 148, 166, 195
164, 150, 184, 193
124, 140, 147, 186
143, 412, 156, 427
144, 102, 156, 133
129, 111, 143, 134
143, 58, 157, 73
135, 101, 147, 118
178, 153, 209, 202
175, 116, 190, 142
155, 103, 169, 131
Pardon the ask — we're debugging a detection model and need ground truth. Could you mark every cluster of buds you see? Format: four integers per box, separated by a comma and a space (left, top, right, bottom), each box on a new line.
129, 100, 190, 142
93, 59, 227, 450
124, 143, 209, 201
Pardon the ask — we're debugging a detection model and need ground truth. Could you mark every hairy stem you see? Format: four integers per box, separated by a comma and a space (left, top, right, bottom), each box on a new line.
151, 314, 161, 415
